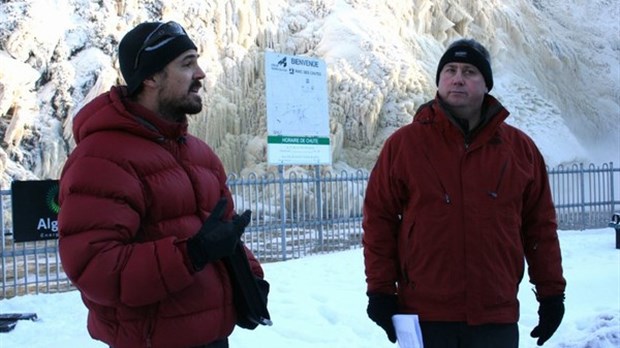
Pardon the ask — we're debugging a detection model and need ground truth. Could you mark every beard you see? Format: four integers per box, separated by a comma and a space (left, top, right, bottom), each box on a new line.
157, 83, 203, 122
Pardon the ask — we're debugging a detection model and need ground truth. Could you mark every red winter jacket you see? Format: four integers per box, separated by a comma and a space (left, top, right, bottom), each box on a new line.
363, 95, 565, 325
58, 86, 263, 348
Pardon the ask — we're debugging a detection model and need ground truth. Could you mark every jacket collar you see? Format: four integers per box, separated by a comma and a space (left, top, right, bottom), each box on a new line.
73, 86, 189, 144
413, 94, 510, 145
415, 94, 509, 129
123, 96, 189, 142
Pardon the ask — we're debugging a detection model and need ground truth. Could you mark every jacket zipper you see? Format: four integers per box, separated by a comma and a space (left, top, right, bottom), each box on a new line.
145, 319, 153, 348
144, 304, 159, 348
488, 161, 508, 198
422, 151, 452, 204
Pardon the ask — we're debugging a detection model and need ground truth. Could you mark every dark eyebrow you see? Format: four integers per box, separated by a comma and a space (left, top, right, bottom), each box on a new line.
444, 62, 477, 70
180, 52, 199, 63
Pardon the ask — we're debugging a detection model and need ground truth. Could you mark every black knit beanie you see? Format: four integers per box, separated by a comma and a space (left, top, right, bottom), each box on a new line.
435, 44, 493, 91
118, 21, 197, 95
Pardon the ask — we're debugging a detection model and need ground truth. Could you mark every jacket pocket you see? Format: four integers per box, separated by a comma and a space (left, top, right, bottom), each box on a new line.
399, 215, 464, 309
480, 223, 524, 308
158, 263, 228, 318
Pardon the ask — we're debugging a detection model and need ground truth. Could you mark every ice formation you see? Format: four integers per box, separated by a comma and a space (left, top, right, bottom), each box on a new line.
0, 0, 618, 188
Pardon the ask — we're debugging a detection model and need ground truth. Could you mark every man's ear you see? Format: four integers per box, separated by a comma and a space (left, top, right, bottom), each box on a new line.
142, 75, 159, 89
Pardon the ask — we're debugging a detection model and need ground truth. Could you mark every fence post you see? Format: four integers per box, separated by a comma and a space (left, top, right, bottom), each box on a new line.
278, 165, 287, 261
314, 166, 323, 248
610, 162, 615, 215
579, 163, 586, 230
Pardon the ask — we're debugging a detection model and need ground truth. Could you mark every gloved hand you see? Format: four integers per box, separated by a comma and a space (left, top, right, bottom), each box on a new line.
232, 210, 252, 232
367, 293, 398, 343
530, 294, 565, 346
187, 198, 252, 271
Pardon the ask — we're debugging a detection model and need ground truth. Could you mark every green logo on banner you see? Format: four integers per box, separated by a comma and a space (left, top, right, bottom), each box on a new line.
46, 183, 60, 214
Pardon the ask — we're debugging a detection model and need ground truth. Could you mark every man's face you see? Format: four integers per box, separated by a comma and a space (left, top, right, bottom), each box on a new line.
437, 62, 487, 115
156, 49, 205, 121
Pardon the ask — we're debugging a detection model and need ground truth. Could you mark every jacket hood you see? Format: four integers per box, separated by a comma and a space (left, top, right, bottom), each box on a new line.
72, 86, 188, 144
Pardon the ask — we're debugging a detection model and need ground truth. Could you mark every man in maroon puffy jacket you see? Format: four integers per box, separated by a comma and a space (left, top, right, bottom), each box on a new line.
58, 21, 267, 348
363, 38, 566, 347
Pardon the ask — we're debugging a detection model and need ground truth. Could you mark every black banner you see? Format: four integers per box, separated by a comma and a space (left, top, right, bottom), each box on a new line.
11, 180, 60, 242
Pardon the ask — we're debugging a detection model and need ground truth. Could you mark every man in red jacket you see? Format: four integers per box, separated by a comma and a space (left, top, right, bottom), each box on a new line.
58, 21, 268, 348
362, 38, 566, 347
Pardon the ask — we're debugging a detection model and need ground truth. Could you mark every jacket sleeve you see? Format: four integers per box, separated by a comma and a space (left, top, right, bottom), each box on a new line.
521, 144, 566, 298
362, 136, 407, 295
58, 156, 195, 308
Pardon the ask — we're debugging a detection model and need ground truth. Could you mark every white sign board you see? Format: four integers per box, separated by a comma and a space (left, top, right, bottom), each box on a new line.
264, 51, 331, 165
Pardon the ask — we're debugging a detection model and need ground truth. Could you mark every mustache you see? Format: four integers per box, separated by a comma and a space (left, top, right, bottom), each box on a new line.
190, 81, 202, 91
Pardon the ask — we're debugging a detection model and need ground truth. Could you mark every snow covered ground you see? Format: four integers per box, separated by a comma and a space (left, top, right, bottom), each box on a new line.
1, 228, 618, 348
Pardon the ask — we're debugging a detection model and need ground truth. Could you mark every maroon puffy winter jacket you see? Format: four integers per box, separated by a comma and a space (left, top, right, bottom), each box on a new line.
59, 86, 263, 348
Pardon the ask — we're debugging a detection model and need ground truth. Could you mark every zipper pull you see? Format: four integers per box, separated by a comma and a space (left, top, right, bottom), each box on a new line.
444, 193, 451, 204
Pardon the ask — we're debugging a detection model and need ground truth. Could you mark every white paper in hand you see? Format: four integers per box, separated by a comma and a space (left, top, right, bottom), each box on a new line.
392, 314, 424, 348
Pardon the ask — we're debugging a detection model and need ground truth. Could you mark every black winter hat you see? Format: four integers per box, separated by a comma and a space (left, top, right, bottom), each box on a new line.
119, 21, 197, 95
436, 44, 493, 91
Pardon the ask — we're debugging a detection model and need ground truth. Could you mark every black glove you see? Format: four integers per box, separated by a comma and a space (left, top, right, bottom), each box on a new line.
187, 198, 252, 271
237, 276, 270, 330
367, 293, 398, 343
530, 294, 565, 346
232, 210, 252, 233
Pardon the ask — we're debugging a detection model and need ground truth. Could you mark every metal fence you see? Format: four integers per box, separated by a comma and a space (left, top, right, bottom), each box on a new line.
550, 162, 618, 229
1, 162, 618, 299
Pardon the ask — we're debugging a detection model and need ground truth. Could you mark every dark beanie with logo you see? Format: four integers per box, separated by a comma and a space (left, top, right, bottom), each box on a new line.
435, 44, 493, 91
118, 22, 197, 95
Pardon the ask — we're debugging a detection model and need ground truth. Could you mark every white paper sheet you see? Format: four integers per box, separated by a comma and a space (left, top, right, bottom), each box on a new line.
392, 314, 424, 348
